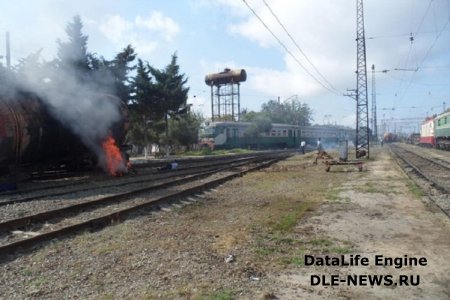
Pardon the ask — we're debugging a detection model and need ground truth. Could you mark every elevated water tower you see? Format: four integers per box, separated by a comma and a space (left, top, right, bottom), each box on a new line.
205, 68, 246, 121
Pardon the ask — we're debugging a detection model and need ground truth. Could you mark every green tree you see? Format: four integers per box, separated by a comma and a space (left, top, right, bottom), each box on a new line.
56, 15, 90, 81
243, 115, 272, 138
240, 108, 267, 122
109, 45, 137, 103
128, 59, 160, 152
148, 52, 189, 117
168, 111, 203, 150
148, 53, 190, 151
261, 99, 312, 125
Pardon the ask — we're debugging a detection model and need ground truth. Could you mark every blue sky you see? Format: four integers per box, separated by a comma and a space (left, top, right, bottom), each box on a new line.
1, 0, 449, 134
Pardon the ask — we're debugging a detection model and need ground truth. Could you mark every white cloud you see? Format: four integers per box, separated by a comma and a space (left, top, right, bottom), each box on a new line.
98, 11, 180, 55
135, 11, 180, 42
99, 15, 132, 43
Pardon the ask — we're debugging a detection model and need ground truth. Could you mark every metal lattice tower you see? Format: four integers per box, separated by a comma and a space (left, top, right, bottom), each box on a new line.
371, 64, 378, 142
211, 83, 241, 121
355, 0, 369, 158
205, 69, 246, 122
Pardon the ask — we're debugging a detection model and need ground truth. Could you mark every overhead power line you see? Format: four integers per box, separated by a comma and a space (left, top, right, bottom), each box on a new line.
396, 16, 450, 102
241, 0, 341, 96
392, 0, 448, 107
261, 0, 342, 95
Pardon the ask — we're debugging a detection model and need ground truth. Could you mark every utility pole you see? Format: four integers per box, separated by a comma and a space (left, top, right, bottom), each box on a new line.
371, 64, 378, 142
5, 32, 11, 69
355, 0, 369, 158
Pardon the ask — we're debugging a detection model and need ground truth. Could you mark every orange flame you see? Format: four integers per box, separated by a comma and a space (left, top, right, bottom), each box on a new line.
102, 135, 127, 176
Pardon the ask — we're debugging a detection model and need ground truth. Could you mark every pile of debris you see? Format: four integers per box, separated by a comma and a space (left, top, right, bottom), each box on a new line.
313, 150, 334, 164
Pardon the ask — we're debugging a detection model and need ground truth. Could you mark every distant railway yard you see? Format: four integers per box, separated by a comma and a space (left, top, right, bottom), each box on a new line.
0, 145, 449, 299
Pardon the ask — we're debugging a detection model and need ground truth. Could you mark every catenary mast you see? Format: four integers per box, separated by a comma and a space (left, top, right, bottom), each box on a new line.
371, 64, 378, 142
355, 0, 369, 158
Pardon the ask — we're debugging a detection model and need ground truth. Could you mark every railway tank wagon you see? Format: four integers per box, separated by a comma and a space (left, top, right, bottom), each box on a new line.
0, 91, 129, 176
434, 110, 450, 150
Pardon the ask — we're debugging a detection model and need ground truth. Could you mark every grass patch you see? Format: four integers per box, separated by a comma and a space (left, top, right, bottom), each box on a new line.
28, 275, 49, 288
308, 238, 333, 247
359, 182, 379, 193
199, 290, 234, 300
20, 268, 33, 276
255, 246, 277, 256
328, 246, 353, 254
326, 188, 342, 201
306, 238, 354, 255
291, 256, 304, 266
273, 238, 354, 267
267, 201, 315, 233
406, 180, 425, 198
271, 213, 298, 232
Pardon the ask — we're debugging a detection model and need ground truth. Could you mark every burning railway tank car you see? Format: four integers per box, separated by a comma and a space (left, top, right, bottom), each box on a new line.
0, 91, 129, 177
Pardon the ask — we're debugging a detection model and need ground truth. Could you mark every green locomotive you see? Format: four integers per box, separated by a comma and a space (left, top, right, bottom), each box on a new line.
435, 110, 450, 150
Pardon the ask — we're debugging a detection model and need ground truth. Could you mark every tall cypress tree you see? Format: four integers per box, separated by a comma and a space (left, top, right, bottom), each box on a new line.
110, 45, 136, 103
56, 15, 90, 82
148, 52, 189, 115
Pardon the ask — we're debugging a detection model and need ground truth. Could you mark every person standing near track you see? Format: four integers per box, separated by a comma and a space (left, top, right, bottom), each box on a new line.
317, 138, 323, 151
300, 140, 306, 154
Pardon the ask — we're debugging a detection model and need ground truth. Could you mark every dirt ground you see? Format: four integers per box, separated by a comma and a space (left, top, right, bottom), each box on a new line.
1, 147, 449, 299
273, 148, 450, 299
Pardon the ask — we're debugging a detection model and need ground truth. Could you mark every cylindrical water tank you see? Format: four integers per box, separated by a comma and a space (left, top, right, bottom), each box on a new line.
205, 68, 247, 86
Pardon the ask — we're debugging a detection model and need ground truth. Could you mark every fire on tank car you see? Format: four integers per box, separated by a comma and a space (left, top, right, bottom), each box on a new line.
0, 91, 130, 178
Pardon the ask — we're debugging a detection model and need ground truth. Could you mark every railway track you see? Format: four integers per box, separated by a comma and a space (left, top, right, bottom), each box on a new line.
389, 144, 450, 217
0, 152, 269, 199
0, 151, 292, 259
0, 154, 264, 207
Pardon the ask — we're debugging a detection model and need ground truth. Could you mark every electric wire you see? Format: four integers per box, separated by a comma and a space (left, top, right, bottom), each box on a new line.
397, 16, 449, 104
241, 0, 341, 96
261, 0, 342, 95
393, 0, 449, 111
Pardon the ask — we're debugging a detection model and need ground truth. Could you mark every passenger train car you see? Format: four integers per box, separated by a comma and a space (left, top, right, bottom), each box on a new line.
199, 121, 355, 150
420, 110, 450, 150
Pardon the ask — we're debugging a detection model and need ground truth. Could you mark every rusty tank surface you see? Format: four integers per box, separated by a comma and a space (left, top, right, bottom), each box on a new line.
204, 68, 247, 86
0, 91, 129, 175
